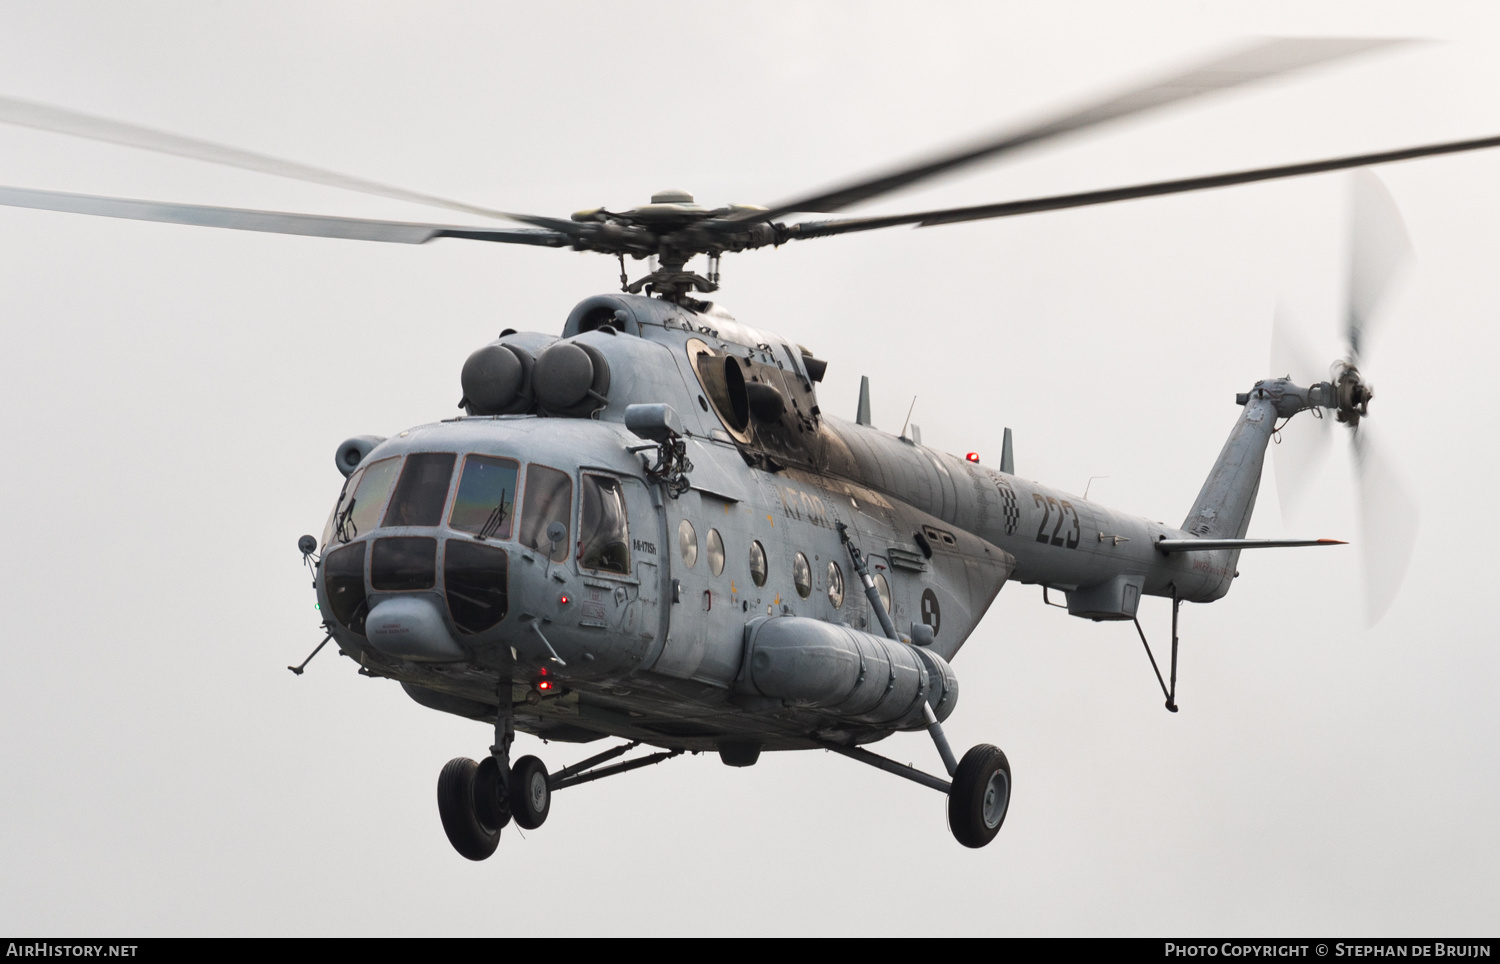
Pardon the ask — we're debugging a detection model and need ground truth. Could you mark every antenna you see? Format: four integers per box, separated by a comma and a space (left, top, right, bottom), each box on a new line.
856, 376, 872, 426
900, 396, 917, 439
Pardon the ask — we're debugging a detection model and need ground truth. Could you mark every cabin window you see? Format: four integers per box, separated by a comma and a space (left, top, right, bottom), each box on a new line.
793, 552, 812, 598
449, 455, 519, 540
706, 528, 725, 576
827, 561, 845, 609
383, 453, 457, 527
678, 519, 698, 568
324, 542, 368, 635
579, 474, 631, 574
339, 456, 401, 542
445, 540, 509, 633
371, 536, 437, 591
519, 465, 572, 562
749, 540, 768, 587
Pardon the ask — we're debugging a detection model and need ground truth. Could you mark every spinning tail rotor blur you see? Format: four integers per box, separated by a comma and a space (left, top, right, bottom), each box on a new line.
1271, 172, 1419, 625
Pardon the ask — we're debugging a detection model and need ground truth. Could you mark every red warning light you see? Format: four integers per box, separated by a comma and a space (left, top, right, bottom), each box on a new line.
559, 594, 570, 605
965, 452, 980, 463
537, 680, 554, 692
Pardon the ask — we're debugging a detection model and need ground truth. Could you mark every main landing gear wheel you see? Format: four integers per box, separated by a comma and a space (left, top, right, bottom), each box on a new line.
511, 755, 551, 830
437, 757, 503, 861
947, 744, 1011, 849
473, 755, 512, 832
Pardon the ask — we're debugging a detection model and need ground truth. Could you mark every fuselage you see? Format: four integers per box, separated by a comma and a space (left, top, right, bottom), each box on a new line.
313, 293, 1243, 751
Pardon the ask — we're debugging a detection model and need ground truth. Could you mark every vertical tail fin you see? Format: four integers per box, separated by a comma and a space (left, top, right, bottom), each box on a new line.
1181, 390, 1279, 539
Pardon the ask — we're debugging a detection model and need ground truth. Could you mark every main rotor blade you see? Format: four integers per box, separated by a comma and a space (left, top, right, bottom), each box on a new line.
749, 37, 1405, 221
1346, 171, 1413, 365
782, 132, 1500, 241
0, 185, 571, 246
0, 94, 576, 231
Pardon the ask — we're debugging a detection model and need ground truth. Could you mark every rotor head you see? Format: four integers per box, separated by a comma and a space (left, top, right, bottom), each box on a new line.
1332, 361, 1374, 428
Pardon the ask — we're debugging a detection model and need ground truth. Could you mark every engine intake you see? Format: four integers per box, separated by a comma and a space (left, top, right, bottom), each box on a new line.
461, 343, 535, 416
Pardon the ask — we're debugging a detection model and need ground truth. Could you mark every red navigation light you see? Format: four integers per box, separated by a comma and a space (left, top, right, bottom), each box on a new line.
559, 594, 570, 605
537, 679, 554, 691
965, 452, 980, 463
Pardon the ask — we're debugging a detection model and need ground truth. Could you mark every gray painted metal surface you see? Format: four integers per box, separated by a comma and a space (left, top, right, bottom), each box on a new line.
315, 294, 1329, 753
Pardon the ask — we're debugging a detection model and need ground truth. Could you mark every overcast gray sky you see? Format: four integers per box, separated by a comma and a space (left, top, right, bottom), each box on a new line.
1, 1, 1497, 937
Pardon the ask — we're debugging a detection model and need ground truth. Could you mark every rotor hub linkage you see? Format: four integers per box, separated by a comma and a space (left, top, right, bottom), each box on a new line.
1334, 364, 1373, 426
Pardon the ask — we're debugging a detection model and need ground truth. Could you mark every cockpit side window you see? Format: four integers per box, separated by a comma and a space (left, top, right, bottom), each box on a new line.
579, 474, 631, 575
340, 456, 401, 542
322, 468, 360, 550
449, 455, 519, 540
383, 453, 457, 527
518, 464, 572, 563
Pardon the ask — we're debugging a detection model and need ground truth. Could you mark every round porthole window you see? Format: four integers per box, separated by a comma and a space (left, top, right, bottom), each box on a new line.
749, 540, 768, 587
827, 561, 845, 609
707, 528, 725, 576
793, 552, 812, 598
678, 519, 698, 568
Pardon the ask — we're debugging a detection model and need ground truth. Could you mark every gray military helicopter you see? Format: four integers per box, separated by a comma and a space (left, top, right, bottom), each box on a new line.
0, 38, 1490, 856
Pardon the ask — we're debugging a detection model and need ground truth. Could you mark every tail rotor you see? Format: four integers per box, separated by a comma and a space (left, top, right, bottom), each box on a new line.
1271, 171, 1419, 625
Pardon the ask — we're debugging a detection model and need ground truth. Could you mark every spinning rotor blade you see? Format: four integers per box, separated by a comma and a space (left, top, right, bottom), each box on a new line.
0, 94, 575, 232
1271, 304, 1331, 521
1269, 174, 1417, 623
783, 132, 1500, 240
1271, 302, 1328, 387
0, 184, 570, 246
1346, 170, 1414, 364
1352, 425, 1419, 626
751, 37, 1405, 221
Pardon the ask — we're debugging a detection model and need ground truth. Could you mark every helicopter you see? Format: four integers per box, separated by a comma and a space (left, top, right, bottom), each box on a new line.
0, 35, 1488, 860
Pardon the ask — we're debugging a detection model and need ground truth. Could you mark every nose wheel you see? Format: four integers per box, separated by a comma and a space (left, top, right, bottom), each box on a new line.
436, 757, 506, 861
435, 739, 685, 860
510, 755, 551, 830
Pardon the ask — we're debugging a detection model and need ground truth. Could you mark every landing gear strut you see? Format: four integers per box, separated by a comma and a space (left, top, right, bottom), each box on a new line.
833, 521, 1013, 849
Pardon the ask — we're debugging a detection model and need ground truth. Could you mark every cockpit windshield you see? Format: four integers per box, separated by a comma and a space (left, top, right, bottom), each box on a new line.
335, 456, 401, 543
449, 455, 519, 540
383, 453, 457, 527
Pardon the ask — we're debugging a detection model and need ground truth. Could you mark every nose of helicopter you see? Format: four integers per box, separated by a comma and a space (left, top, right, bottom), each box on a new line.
316, 419, 649, 676
365, 595, 466, 661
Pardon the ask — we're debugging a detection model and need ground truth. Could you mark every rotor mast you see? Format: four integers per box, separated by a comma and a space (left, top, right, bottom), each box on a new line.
565, 189, 779, 302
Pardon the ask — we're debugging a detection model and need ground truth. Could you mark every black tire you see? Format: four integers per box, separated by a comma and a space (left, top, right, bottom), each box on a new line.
437, 757, 501, 860
947, 744, 1011, 849
511, 755, 551, 830
473, 755, 513, 832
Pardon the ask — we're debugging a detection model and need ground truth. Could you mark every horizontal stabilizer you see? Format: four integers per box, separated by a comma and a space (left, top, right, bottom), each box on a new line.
1155, 537, 1346, 553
